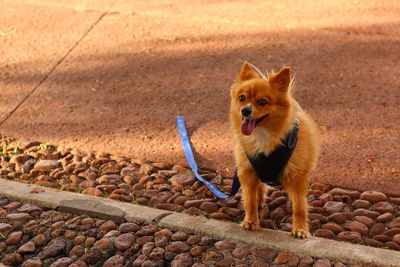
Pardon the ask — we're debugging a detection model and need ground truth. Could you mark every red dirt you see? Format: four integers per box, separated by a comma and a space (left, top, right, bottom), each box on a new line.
0, 0, 399, 194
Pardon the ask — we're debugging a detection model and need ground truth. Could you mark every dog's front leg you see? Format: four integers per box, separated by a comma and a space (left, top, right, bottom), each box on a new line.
239, 168, 260, 231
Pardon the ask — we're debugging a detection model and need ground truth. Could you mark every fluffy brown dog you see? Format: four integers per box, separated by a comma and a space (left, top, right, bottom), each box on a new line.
230, 62, 320, 238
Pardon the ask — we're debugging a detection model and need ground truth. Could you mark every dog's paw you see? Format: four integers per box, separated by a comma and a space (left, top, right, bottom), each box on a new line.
241, 219, 259, 231
291, 228, 309, 239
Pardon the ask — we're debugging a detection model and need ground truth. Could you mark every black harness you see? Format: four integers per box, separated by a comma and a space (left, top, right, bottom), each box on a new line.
232, 120, 299, 192
246, 119, 299, 185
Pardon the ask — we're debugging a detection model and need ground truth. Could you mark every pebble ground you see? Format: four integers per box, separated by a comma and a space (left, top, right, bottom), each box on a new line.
0, 196, 355, 267
1, 137, 400, 257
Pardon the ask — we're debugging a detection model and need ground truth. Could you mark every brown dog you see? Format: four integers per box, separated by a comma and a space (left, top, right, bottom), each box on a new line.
230, 62, 320, 238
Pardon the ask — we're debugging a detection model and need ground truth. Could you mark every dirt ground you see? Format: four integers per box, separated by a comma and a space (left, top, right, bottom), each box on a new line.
0, 0, 399, 194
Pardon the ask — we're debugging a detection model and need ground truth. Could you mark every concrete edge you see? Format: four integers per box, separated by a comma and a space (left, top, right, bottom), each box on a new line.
1, 179, 399, 267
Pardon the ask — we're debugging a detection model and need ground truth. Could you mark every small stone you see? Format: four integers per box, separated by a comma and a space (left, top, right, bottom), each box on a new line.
137, 236, 155, 246
69, 259, 88, 267
170, 174, 196, 187
139, 164, 155, 175
34, 160, 60, 171
69, 245, 85, 257
187, 235, 202, 245
50, 257, 73, 267
360, 191, 387, 203
250, 260, 269, 267
10, 154, 31, 165
33, 234, 46, 246
393, 234, 400, 244
270, 207, 287, 220
0, 223, 13, 232
38, 238, 67, 259
328, 188, 360, 198
22, 258, 43, 267
6, 213, 31, 222
315, 229, 335, 238
137, 225, 159, 236
354, 199, 371, 209
309, 213, 329, 223
155, 229, 174, 237
3, 201, 22, 210
199, 236, 214, 246
385, 241, 400, 250
323, 201, 344, 214
1, 253, 23, 266
373, 234, 391, 242
166, 241, 190, 253
365, 238, 384, 247
352, 208, 380, 219
202, 250, 223, 261
299, 256, 314, 267
114, 233, 135, 250
172, 165, 188, 173
149, 247, 165, 260
369, 223, 386, 237
171, 231, 188, 241
190, 246, 205, 256
273, 250, 289, 263
210, 212, 231, 220
313, 259, 331, 267
268, 196, 288, 209
215, 258, 234, 267
343, 221, 369, 235
214, 240, 236, 250
371, 202, 395, 213
82, 187, 103, 197
388, 218, 400, 229
99, 220, 117, 231
119, 222, 140, 233
17, 241, 36, 253
221, 207, 241, 217
232, 246, 250, 259
81, 248, 102, 265
321, 222, 343, 233
93, 238, 111, 249
18, 204, 43, 213
142, 242, 155, 254
6, 231, 23, 245
171, 253, 193, 267
383, 228, 400, 237
103, 255, 125, 267
353, 216, 374, 227
337, 231, 362, 242
155, 236, 169, 248
150, 192, 173, 205
251, 247, 278, 261
0, 208, 6, 216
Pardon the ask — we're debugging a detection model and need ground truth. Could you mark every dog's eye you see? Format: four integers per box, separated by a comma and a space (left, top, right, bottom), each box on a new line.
258, 99, 267, 106
238, 95, 246, 102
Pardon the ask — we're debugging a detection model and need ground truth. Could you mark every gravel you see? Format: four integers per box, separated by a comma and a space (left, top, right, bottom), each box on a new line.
0, 196, 349, 266
1, 137, 400, 252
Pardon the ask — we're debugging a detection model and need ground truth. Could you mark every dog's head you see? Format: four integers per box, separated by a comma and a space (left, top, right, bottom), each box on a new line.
230, 62, 292, 136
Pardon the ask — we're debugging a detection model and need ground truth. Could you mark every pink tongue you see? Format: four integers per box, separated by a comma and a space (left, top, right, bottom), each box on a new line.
241, 118, 256, 135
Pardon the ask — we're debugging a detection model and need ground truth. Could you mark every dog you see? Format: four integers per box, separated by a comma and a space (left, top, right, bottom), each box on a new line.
230, 62, 320, 238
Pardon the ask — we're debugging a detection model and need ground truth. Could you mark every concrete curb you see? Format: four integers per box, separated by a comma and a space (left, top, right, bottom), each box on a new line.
1, 179, 399, 267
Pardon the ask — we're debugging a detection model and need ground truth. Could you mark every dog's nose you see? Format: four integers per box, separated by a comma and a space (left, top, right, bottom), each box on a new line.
241, 107, 252, 117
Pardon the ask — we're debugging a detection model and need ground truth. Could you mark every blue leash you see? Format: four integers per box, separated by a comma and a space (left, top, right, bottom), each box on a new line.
176, 116, 240, 198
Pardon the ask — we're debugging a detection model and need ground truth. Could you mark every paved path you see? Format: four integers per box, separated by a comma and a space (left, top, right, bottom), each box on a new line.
1, 0, 399, 194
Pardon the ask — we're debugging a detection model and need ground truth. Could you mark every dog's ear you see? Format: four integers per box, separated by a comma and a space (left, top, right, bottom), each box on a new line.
237, 61, 259, 82
269, 66, 291, 92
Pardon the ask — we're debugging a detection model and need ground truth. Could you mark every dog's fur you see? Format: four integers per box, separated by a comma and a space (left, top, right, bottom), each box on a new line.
230, 62, 320, 238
